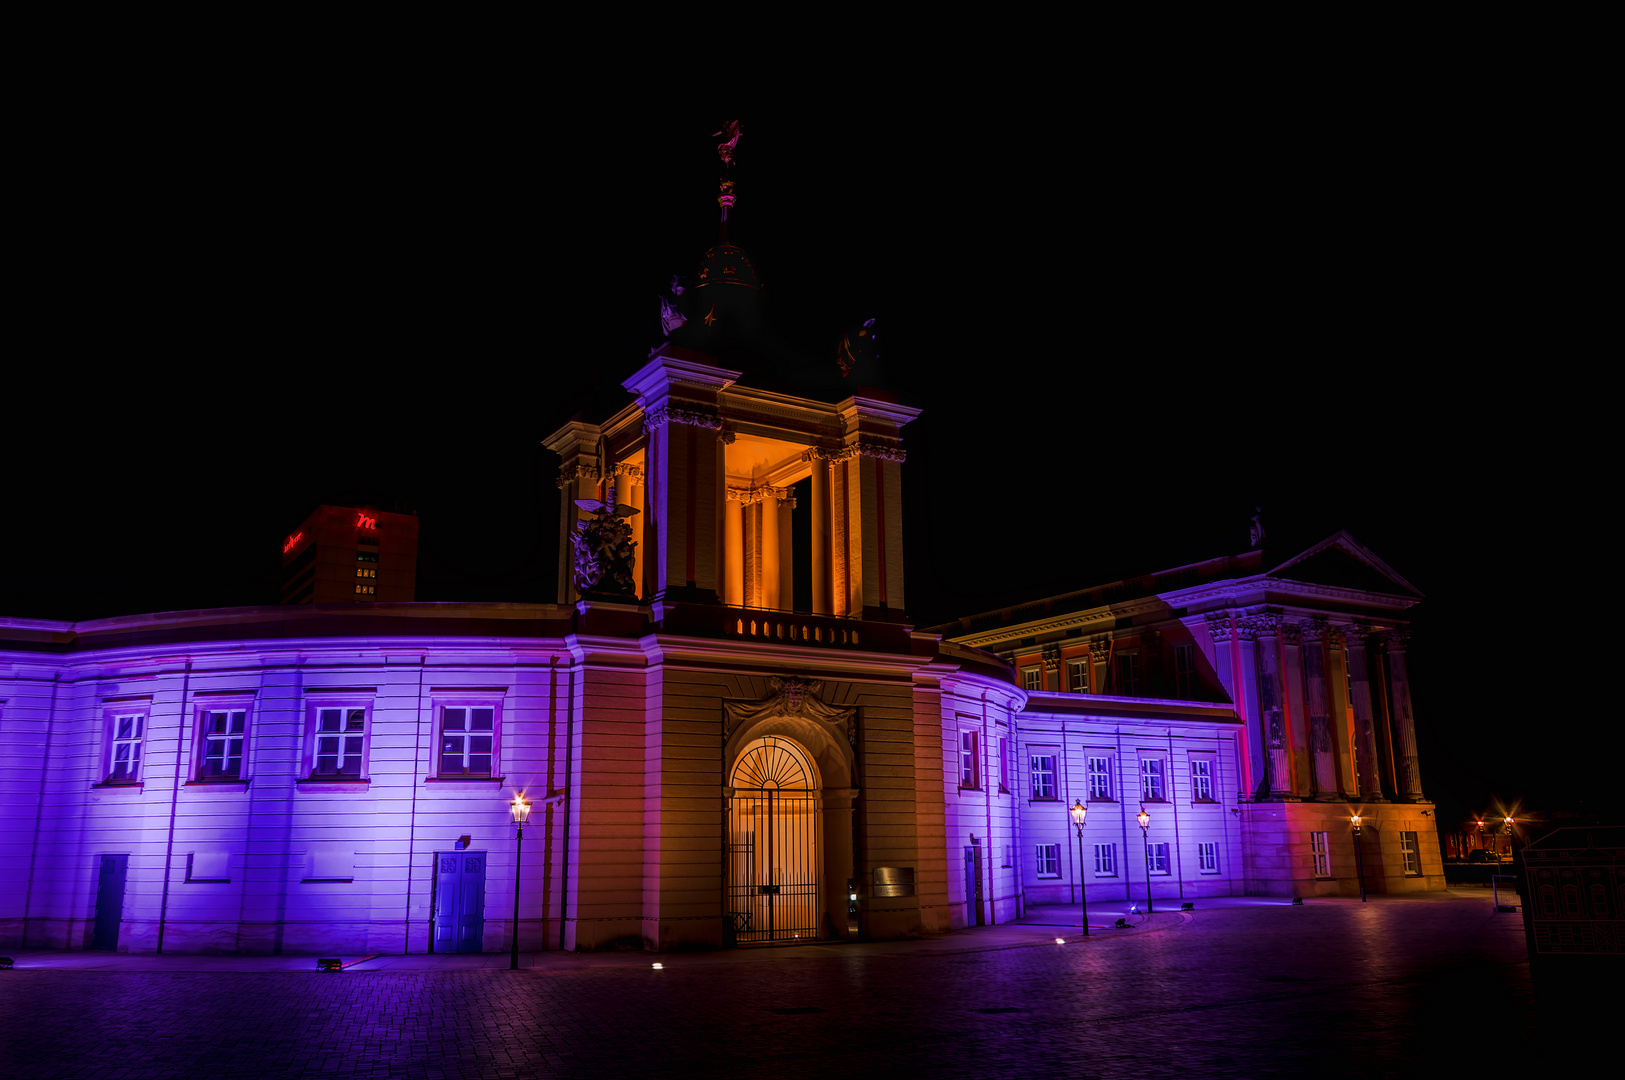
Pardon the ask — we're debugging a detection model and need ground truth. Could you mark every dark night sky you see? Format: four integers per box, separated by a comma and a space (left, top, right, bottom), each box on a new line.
6, 103, 1607, 828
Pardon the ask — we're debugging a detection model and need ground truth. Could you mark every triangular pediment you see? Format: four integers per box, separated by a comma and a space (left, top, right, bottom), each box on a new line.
1266, 531, 1422, 598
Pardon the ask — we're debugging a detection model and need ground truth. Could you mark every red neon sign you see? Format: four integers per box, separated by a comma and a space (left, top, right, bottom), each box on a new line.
282, 531, 303, 553
356, 513, 377, 530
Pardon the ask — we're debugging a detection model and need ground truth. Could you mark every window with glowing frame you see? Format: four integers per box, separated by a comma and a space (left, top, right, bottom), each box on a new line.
304, 702, 372, 780
959, 730, 979, 789
1139, 756, 1165, 801
1198, 841, 1219, 873
1190, 757, 1214, 801
1147, 842, 1171, 875
1400, 831, 1420, 875
1030, 754, 1056, 800
1067, 659, 1090, 693
1021, 666, 1042, 692
1311, 831, 1331, 877
1035, 844, 1060, 877
105, 711, 147, 783
195, 706, 249, 780
438, 703, 500, 777
1093, 842, 1116, 876
1086, 755, 1113, 800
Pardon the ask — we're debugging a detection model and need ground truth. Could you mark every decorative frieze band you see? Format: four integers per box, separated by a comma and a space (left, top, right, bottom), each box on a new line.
802, 443, 907, 464
556, 465, 600, 490
644, 406, 722, 432
727, 485, 793, 505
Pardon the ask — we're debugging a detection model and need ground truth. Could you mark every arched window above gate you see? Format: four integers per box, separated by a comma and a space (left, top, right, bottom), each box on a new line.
731, 736, 816, 790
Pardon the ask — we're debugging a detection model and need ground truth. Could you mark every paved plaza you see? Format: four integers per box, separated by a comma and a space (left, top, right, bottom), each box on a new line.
1, 890, 1539, 1079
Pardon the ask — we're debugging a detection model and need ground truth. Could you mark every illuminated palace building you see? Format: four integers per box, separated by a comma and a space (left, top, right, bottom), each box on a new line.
0, 156, 1441, 956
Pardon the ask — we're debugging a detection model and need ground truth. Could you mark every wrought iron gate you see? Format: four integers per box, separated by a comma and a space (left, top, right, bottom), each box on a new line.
728, 737, 821, 943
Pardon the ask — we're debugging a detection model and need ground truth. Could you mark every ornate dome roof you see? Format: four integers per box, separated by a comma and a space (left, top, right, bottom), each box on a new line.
694, 243, 760, 291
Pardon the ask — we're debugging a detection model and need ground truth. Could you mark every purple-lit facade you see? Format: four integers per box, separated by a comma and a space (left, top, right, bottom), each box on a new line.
0, 359, 1443, 956
936, 531, 1444, 903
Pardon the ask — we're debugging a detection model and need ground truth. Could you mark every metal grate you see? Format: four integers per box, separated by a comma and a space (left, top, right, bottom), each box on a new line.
728, 738, 822, 944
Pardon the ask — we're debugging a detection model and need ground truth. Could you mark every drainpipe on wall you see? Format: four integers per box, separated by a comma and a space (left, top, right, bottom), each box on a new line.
156, 660, 192, 954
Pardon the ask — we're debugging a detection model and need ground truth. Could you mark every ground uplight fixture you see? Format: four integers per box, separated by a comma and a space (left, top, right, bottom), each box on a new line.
509, 793, 532, 969
1069, 800, 1090, 936
652, 963, 664, 970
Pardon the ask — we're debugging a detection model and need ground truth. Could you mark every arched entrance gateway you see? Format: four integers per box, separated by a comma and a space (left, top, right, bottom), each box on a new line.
728, 737, 820, 942
723, 677, 859, 945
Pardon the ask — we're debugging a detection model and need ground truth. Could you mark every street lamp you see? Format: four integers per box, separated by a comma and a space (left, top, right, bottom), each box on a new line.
1503, 814, 1518, 862
1069, 800, 1090, 936
1137, 807, 1154, 914
509, 793, 531, 970
1350, 813, 1366, 902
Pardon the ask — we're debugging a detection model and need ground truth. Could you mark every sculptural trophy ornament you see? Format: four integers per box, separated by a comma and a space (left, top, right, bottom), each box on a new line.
571, 451, 640, 599
1249, 506, 1266, 549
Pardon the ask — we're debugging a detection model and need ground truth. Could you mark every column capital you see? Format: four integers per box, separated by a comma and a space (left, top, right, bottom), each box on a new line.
1091, 638, 1113, 659
1205, 612, 1234, 643
728, 485, 791, 505
1281, 621, 1302, 645
1300, 617, 1328, 644
1041, 644, 1061, 672
611, 462, 644, 482
1381, 628, 1411, 651
1234, 617, 1259, 642
1339, 622, 1372, 647
556, 464, 600, 490
1249, 611, 1284, 637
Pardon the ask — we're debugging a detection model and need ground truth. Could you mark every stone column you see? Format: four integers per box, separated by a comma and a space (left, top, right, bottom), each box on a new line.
1281, 621, 1308, 798
1251, 613, 1293, 800
620, 348, 739, 603
808, 453, 832, 615
1383, 630, 1424, 802
1092, 640, 1112, 697
1341, 623, 1386, 802
723, 489, 744, 607
760, 489, 781, 610
1205, 614, 1246, 795
1235, 620, 1266, 799
1301, 619, 1340, 800
778, 495, 795, 611
823, 788, 858, 940
623, 465, 645, 600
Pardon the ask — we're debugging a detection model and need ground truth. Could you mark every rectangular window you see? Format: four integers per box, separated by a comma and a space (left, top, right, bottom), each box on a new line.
1116, 652, 1141, 695
1148, 842, 1171, 875
1030, 755, 1056, 800
305, 704, 371, 780
1198, 841, 1219, 873
1087, 756, 1113, 800
356, 550, 378, 563
1036, 844, 1060, 877
1311, 831, 1331, 877
960, 730, 979, 789
107, 713, 145, 782
1174, 643, 1197, 699
439, 706, 497, 776
1067, 659, 1090, 693
998, 736, 1008, 792
1022, 666, 1042, 692
1401, 831, 1420, 875
1140, 757, 1165, 801
1093, 843, 1116, 875
1190, 758, 1214, 801
197, 708, 248, 780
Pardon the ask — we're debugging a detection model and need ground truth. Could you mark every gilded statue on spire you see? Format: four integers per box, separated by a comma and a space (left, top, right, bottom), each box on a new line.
713, 120, 742, 167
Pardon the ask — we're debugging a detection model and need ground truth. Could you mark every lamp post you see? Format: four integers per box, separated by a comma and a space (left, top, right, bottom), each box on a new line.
1070, 800, 1090, 936
1350, 813, 1366, 902
1137, 807, 1154, 914
1503, 814, 1517, 863
509, 793, 531, 970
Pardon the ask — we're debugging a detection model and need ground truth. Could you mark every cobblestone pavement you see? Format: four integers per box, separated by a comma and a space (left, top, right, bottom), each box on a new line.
0, 891, 1537, 1080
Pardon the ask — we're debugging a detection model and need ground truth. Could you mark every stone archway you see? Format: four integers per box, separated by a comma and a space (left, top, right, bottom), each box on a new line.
727, 736, 821, 942
723, 678, 859, 944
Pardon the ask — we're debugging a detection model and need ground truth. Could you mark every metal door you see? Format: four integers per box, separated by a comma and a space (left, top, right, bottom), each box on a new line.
964, 844, 985, 926
728, 737, 821, 943
92, 854, 128, 950
434, 851, 486, 953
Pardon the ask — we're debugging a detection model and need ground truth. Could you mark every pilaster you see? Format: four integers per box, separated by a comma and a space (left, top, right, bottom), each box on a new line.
1382, 630, 1424, 801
